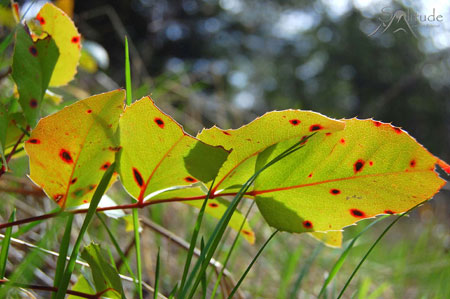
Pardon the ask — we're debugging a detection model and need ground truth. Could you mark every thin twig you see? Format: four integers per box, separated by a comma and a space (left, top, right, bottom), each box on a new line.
0, 132, 26, 179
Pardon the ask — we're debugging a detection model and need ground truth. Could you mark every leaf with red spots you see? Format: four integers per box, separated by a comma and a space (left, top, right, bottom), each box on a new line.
12, 26, 59, 126
253, 118, 449, 238
25, 90, 125, 208
31, 3, 81, 86
197, 110, 345, 196
118, 96, 229, 203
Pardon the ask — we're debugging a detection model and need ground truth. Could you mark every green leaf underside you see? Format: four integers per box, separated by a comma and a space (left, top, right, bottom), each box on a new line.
25, 89, 125, 208
197, 110, 345, 195
80, 243, 124, 298
12, 26, 59, 126
118, 96, 229, 202
254, 119, 448, 233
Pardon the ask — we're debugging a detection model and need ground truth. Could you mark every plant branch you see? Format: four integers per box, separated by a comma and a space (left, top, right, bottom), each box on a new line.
0, 279, 106, 298
0, 132, 26, 179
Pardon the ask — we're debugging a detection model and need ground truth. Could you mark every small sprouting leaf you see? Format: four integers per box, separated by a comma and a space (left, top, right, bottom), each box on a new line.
118, 96, 229, 202
32, 3, 81, 86
80, 243, 123, 299
254, 119, 449, 233
197, 110, 345, 195
25, 89, 125, 208
12, 26, 59, 126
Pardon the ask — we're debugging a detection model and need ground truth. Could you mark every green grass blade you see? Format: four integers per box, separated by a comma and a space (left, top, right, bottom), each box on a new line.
154, 248, 160, 299
227, 229, 279, 299
178, 180, 215, 296
168, 283, 178, 299
210, 201, 255, 299
277, 243, 304, 299
318, 215, 389, 298
51, 213, 74, 299
336, 201, 425, 299
289, 242, 324, 298
200, 238, 207, 299
54, 162, 115, 299
125, 36, 132, 106
182, 140, 307, 298
132, 207, 143, 299
0, 216, 63, 297
97, 213, 137, 287
0, 209, 15, 278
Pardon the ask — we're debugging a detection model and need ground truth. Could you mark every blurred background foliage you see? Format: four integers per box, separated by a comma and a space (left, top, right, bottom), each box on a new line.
1, 0, 449, 298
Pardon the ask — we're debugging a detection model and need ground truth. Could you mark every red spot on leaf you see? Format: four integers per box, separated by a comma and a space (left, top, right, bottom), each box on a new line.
309, 124, 323, 131
59, 149, 73, 164
154, 118, 164, 128
369, 161, 373, 166
242, 230, 253, 236
384, 210, 395, 214
330, 189, 341, 195
184, 176, 197, 183
289, 119, 300, 126
340, 138, 346, 144
29, 46, 38, 56
302, 220, 313, 229
208, 202, 219, 208
71, 36, 80, 43
350, 209, 365, 218
87, 109, 92, 114
29, 98, 38, 108
354, 159, 365, 174
223, 131, 231, 136
373, 121, 381, 127
132, 168, 144, 187
393, 127, 402, 134
70, 178, 77, 184
83, 200, 88, 203
410, 159, 416, 167
325, 132, 332, 136
101, 162, 111, 170
36, 13, 45, 25
53, 194, 64, 203
308, 173, 313, 178
26, 138, 40, 144
300, 135, 308, 145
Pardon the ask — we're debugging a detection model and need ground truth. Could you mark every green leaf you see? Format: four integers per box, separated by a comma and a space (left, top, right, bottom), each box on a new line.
80, 243, 124, 299
197, 110, 345, 195
12, 26, 59, 126
118, 96, 229, 203
24, 89, 125, 208
254, 119, 449, 233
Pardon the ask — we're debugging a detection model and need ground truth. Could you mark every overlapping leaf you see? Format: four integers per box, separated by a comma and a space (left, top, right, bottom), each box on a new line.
32, 3, 81, 86
12, 26, 59, 126
197, 110, 345, 195
254, 119, 449, 233
25, 89, 125, 208
118, 96, 229, 202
